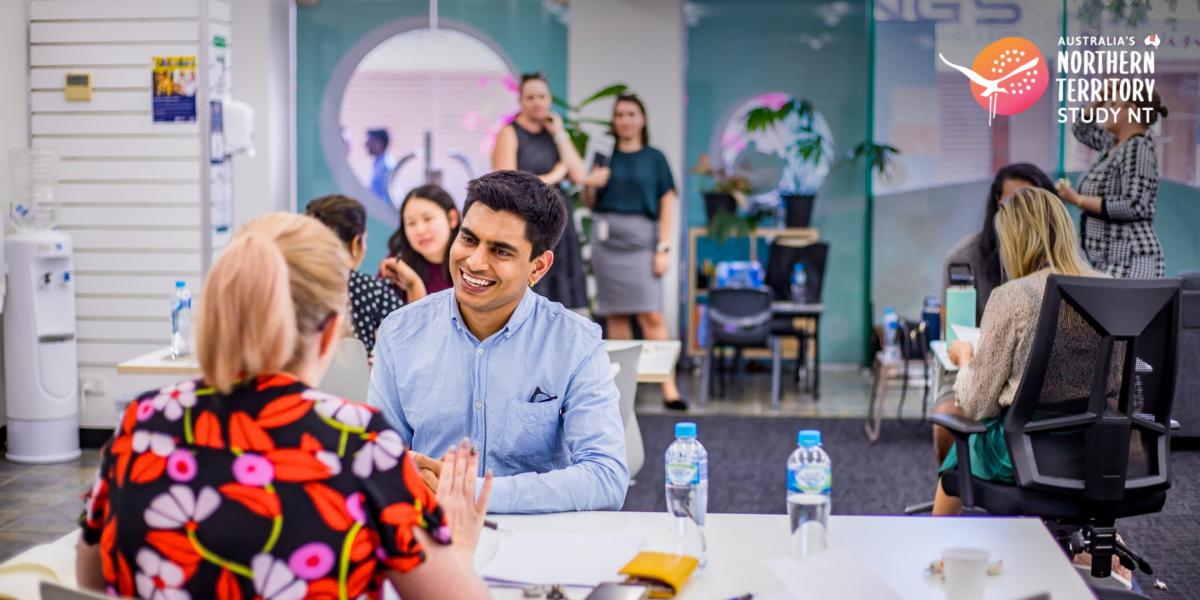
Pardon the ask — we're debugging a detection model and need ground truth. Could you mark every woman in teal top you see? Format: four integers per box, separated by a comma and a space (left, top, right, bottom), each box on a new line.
583, 93, 685, 409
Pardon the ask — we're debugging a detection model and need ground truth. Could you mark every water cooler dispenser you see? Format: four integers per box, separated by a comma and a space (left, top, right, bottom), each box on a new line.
3, 232, 80, 462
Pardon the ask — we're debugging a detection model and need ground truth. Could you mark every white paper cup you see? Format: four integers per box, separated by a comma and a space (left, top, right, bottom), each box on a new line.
943, 547, 989, 600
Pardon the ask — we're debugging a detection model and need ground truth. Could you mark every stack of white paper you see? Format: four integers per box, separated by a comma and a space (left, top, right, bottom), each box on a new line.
479, 533, 642, 588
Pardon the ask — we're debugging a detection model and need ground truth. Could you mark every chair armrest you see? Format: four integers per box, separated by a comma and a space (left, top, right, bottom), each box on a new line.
930, 413, 985, 510
1171, 419, 1181, 431
930, 413, 988, 434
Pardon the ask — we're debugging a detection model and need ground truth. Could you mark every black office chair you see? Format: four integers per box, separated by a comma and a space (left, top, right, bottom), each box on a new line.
936, 275, 1180, 586
766, 241, 829, 392
1170, 271, 1200, 438
699, 286, 782, 409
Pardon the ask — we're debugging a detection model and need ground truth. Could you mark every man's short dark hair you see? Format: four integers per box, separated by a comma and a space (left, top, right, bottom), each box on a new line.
366, 128, 390, 149
462, 170, 566, 257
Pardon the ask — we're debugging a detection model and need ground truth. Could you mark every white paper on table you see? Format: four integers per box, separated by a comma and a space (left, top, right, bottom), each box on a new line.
584, 135, 615, 172
951, 324, 982, 347
766, 550, 901, 599
479, 533, 642, 587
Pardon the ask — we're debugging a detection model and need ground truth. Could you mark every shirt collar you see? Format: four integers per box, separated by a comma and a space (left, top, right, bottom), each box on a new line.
448, 287, 537, 341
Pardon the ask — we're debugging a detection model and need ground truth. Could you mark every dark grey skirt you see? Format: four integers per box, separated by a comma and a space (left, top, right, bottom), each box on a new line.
591, 212, 662, 316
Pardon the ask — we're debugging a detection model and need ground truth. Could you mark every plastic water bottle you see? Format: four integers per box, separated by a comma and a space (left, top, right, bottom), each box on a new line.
787, 429, 831, 557
665, 422, 708, 568
790, 264, 808, 304
883, 307, 900, 361
170, 281, 192, 359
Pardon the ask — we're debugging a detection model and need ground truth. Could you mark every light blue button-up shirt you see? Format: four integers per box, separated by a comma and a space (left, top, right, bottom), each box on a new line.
369, 288, 629, 514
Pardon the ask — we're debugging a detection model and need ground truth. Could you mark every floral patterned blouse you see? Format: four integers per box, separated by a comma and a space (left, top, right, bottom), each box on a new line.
80, 373, 449, 600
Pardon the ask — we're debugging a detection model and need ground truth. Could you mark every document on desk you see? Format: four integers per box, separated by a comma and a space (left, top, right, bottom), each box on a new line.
766, 550, 900, 599
480, 533, 642, 587
951, 324, 981, 347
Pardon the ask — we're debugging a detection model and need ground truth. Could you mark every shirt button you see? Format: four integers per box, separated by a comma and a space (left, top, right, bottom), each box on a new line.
476, 348, 484, 355
475, 402, 483, 409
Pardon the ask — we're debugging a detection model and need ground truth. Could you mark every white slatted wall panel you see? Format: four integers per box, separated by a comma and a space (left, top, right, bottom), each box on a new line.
28, 0, 231, 428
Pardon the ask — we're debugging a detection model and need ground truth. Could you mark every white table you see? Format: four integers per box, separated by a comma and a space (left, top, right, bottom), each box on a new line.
115, 347, 199, 376
4, 513, 1095, 600
118, 341, 683, 385
481, 512, 1094, 599
604, 340, 681, 384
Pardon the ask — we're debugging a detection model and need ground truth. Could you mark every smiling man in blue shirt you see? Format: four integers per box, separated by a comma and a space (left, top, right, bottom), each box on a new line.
369, 170, 628, 514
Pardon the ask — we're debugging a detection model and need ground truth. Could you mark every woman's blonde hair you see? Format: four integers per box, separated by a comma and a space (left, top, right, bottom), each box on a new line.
194, 212, 350, 393
994, 187, 1093, 280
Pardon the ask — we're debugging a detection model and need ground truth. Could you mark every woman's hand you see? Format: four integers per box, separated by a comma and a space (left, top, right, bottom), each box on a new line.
948, 340, 975, 367
436, 438, 493, 564
545, 112, 565, 138
380, 257, 419, 289
584, 166, 610, 188
1055, 178, 1080, 207
653, 251, 669, 278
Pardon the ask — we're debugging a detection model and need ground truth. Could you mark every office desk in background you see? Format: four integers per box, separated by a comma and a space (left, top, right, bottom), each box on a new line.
118, 341, 682, 385
482, 512, 1094, 599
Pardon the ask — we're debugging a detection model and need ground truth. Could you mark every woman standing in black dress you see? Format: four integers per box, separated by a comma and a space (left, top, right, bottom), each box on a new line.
491, 72, 597, 310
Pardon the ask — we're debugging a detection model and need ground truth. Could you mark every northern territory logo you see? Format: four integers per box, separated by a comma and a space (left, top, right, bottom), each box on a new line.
939, 37, 1049, 126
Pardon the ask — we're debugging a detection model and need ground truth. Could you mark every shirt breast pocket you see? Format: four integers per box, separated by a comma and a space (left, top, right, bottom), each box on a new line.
504, 395, 564, 459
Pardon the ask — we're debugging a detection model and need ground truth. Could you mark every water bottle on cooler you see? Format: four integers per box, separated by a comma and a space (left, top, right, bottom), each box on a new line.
170, 281, 192, 359
665, 422, 708, 568
883, 307, 900, 361
790, 264, 808, 304
787, 429, 831, 557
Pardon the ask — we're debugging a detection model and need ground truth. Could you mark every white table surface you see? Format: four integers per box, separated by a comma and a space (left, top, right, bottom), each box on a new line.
115, 346, 199, 376
605, 340, 681, 384
6, 514, 1094, 600
481, 512, 1094, 600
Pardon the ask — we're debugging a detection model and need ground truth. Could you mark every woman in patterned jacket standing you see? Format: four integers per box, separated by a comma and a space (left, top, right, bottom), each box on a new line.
1057, 91, 1169, 278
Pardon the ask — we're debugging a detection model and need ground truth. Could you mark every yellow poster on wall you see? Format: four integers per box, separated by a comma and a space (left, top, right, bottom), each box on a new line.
152, 56, 197, 122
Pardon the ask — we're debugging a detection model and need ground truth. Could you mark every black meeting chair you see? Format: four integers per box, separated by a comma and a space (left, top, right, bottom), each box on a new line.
699, 286, 782, 409
765, 241, 829, 394
1170, 271, 1200, 438
935, 275, 1181, 587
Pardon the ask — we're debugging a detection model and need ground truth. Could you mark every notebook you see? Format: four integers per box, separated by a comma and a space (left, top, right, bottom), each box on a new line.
479, 532, 643, 588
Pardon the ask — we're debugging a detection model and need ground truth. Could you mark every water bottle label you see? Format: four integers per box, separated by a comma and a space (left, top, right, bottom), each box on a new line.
788, 465, 831, 495
667, 461, 699, 485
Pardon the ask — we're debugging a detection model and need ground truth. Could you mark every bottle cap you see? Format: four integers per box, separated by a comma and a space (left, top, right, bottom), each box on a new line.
175, 280, 186, 288
793, 264, 806, 272
675, 422, 697, 439
797, 429, 821, 446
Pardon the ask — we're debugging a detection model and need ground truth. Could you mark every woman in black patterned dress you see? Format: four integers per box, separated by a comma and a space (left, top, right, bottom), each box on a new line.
1057, 92, 1169, 278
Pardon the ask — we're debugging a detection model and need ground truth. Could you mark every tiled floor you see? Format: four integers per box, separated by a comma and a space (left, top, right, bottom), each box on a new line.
0, 366, 932, 562
0, 450, 100, 562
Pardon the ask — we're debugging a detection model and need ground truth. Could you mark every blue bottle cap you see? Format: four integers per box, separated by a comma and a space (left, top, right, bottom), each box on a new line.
675, 422, 697, 439
175, 280, 186, 288
797, 429, 821, 446
793, 264, 806, 272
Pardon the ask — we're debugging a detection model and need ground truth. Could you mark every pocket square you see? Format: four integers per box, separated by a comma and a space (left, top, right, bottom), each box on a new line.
529, 387, 559, 403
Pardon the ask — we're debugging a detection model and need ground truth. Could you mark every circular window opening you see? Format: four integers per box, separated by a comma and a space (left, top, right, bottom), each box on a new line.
322, 22, 517, 225
712, 92, 835, 204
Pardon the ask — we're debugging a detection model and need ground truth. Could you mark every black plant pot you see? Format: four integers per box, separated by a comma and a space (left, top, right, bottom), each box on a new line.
704, 193, 738, 221
782, 194, 815, 228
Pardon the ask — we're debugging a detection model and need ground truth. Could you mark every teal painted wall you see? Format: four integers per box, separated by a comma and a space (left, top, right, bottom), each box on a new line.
295, 0, 567, 271
684, 0, 872, 363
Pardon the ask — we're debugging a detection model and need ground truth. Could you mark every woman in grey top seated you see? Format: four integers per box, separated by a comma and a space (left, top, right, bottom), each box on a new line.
933, 187, 1100, 516
932, 163, 1056, 463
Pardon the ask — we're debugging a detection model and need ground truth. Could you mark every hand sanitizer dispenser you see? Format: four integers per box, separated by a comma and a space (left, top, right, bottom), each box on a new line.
4, 231, 81, 463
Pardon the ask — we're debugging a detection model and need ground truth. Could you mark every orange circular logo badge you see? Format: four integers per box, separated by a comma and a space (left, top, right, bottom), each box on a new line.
940, 37, 1048, 123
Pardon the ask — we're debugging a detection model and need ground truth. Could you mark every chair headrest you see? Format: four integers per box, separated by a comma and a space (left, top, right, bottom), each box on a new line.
1181, 271, 1200, 291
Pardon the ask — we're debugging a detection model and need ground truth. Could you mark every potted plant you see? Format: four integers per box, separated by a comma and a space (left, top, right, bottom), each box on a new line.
742, 98, 829, 228
553, 83, 628, 159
